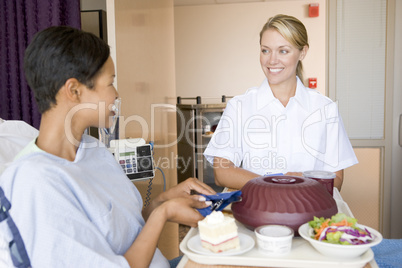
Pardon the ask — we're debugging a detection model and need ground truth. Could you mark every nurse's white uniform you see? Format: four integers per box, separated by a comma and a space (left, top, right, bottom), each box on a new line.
204, 77, 358, 176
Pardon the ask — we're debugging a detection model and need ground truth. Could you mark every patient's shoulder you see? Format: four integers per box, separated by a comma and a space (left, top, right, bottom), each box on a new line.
0, 153, 65, 193
0, 155, 82, 216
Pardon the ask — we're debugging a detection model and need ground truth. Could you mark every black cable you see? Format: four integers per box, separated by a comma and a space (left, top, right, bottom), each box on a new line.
144, 177, 153, 208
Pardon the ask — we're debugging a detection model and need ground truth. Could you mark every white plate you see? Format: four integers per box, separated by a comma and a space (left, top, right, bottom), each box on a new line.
187, 233, 255, 256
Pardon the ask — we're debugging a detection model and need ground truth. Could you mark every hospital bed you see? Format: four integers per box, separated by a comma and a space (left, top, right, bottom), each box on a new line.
0, 118, 38, 267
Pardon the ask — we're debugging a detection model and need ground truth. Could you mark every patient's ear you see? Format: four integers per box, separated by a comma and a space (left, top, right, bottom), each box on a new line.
64, 78, 82, 102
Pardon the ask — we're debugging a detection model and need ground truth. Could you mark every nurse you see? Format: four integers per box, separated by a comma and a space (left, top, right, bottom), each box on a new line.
204, 14, 358, 190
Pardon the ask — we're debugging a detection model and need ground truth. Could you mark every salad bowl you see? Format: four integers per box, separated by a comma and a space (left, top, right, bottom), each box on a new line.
298, 222, 383, 259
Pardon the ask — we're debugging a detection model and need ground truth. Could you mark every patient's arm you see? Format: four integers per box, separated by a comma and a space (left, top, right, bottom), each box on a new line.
125, 197, 207, 267
141, 177, 215, 221
125, 178, 215, 268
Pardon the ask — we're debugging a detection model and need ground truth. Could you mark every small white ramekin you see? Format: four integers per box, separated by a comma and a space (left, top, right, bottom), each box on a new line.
254, 225, 294, 256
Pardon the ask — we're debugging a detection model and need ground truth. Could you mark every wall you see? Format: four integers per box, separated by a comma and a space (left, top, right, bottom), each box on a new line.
174, 0, 327, 102
342, 148, 380, 230
109, 0, 179, 259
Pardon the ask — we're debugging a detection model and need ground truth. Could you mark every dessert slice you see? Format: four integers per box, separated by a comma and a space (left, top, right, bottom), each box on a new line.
198, 211, 240, 253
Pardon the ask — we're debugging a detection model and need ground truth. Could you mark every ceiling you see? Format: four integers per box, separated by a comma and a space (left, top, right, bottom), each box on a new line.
174, 0, 265, 6
174, 0, 304, 6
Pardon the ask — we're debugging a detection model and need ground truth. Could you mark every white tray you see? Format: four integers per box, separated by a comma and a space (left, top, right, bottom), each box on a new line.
179, 199, 376, 268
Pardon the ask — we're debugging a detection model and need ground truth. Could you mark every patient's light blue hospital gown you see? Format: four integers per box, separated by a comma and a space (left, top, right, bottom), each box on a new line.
0, 135, 169, 267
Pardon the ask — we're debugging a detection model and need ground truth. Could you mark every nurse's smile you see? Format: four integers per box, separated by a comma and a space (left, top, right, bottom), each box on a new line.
268, 68, 284, 73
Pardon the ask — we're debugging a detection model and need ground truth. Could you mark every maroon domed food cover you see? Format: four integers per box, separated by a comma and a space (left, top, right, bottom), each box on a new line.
231, 176, 338, 235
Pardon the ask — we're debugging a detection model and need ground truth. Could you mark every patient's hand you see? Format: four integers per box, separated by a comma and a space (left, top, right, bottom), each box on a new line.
142, 178, 215, 221
160, 197, 212, 227
161, 177, 215, 202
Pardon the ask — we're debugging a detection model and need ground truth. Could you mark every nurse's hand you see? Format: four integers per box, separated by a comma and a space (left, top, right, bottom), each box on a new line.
285, 172, 303, 177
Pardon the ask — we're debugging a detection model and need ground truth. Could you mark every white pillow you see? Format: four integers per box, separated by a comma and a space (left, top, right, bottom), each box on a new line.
0, 119, 38, 175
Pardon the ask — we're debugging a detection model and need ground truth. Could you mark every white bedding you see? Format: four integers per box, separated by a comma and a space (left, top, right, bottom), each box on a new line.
0, 119, 38, 267
0, 119, 38, 174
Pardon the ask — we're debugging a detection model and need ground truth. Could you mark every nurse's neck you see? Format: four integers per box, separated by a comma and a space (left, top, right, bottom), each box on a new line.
270, 81, 297, 107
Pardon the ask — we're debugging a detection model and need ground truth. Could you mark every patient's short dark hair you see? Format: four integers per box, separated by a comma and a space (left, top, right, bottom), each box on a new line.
24, 26, 110, 113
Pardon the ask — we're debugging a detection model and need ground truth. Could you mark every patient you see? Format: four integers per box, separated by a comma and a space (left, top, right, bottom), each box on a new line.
0, 26, 215, 268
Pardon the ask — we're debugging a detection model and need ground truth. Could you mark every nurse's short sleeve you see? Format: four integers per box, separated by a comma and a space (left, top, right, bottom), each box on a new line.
327, 109, 358, 170
312, 102, 358, 171
204, 99, 243, 167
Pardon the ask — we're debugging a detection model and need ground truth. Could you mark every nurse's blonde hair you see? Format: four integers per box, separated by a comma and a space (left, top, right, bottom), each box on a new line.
259, 14, 309, 84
